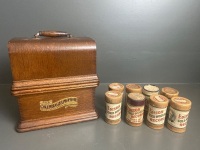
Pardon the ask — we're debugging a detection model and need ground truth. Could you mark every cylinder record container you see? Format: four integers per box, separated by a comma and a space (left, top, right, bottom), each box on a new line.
146, 94, 169, 129
126, 93, 145, 127
125, 84, 142, 110
142, 84, 159, 113
105, 90, 123, 125
167, 96, 192, 133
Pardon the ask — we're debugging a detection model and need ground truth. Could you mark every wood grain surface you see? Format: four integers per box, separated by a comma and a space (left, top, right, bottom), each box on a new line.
8, 36, 99, 132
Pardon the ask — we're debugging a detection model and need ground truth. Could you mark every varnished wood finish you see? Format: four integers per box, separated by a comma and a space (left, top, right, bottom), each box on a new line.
17, 88, 98, 132
8, 37, 96, 81
18, 111, 98, 132
12, 75, 98, 96
8, 35, 99, 132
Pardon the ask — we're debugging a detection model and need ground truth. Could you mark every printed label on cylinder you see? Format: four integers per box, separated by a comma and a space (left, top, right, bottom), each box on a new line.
147, 105, 167, 125
126, 104, 144, 123
168, 107, 189, 128
105, 103, 121, 120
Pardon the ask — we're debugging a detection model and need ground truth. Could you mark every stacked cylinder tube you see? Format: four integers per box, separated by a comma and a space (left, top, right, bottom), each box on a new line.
104, 83, 192, 133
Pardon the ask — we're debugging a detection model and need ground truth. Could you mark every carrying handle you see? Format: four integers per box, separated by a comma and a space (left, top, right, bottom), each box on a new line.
34, 31, 72, 38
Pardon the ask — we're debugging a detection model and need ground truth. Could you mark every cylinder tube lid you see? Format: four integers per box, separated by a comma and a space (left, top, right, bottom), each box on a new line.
149, 94, 169, 108
127, 93, 145, 106
161, 87, 179, 98
108, 83, 124, 92
170, 97, 192, 111
143, 84, 159, 96
105, 90, 123, 104
126, 84, 142, 93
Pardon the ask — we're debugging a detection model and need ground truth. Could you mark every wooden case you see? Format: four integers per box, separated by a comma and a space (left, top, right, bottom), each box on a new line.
8, 31, 99, 132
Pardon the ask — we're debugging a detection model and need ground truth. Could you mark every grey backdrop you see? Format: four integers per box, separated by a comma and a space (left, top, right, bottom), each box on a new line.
1, 0, 200, 84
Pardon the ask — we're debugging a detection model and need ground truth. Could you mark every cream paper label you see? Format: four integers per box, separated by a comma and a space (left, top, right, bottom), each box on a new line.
126, 104, 144, 123
147, 105, 167, 125
168, 107, 190, 128
105, 103, 121, 120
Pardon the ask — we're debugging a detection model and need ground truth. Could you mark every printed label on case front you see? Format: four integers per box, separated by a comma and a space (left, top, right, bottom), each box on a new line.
40, 97, 78, 111
126, 104, 144, 123
168, 107, 190, 128
147, 105, 167, 125
105, 103, 121, 120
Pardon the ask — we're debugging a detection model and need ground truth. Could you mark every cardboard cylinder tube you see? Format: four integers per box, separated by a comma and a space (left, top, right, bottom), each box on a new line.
105, 90, 123, 125
125, 84, 142, 110
142, 84, 159, 114
126, 93, 145, 127
167, 97, 192, 133
146, 95, 169, 129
